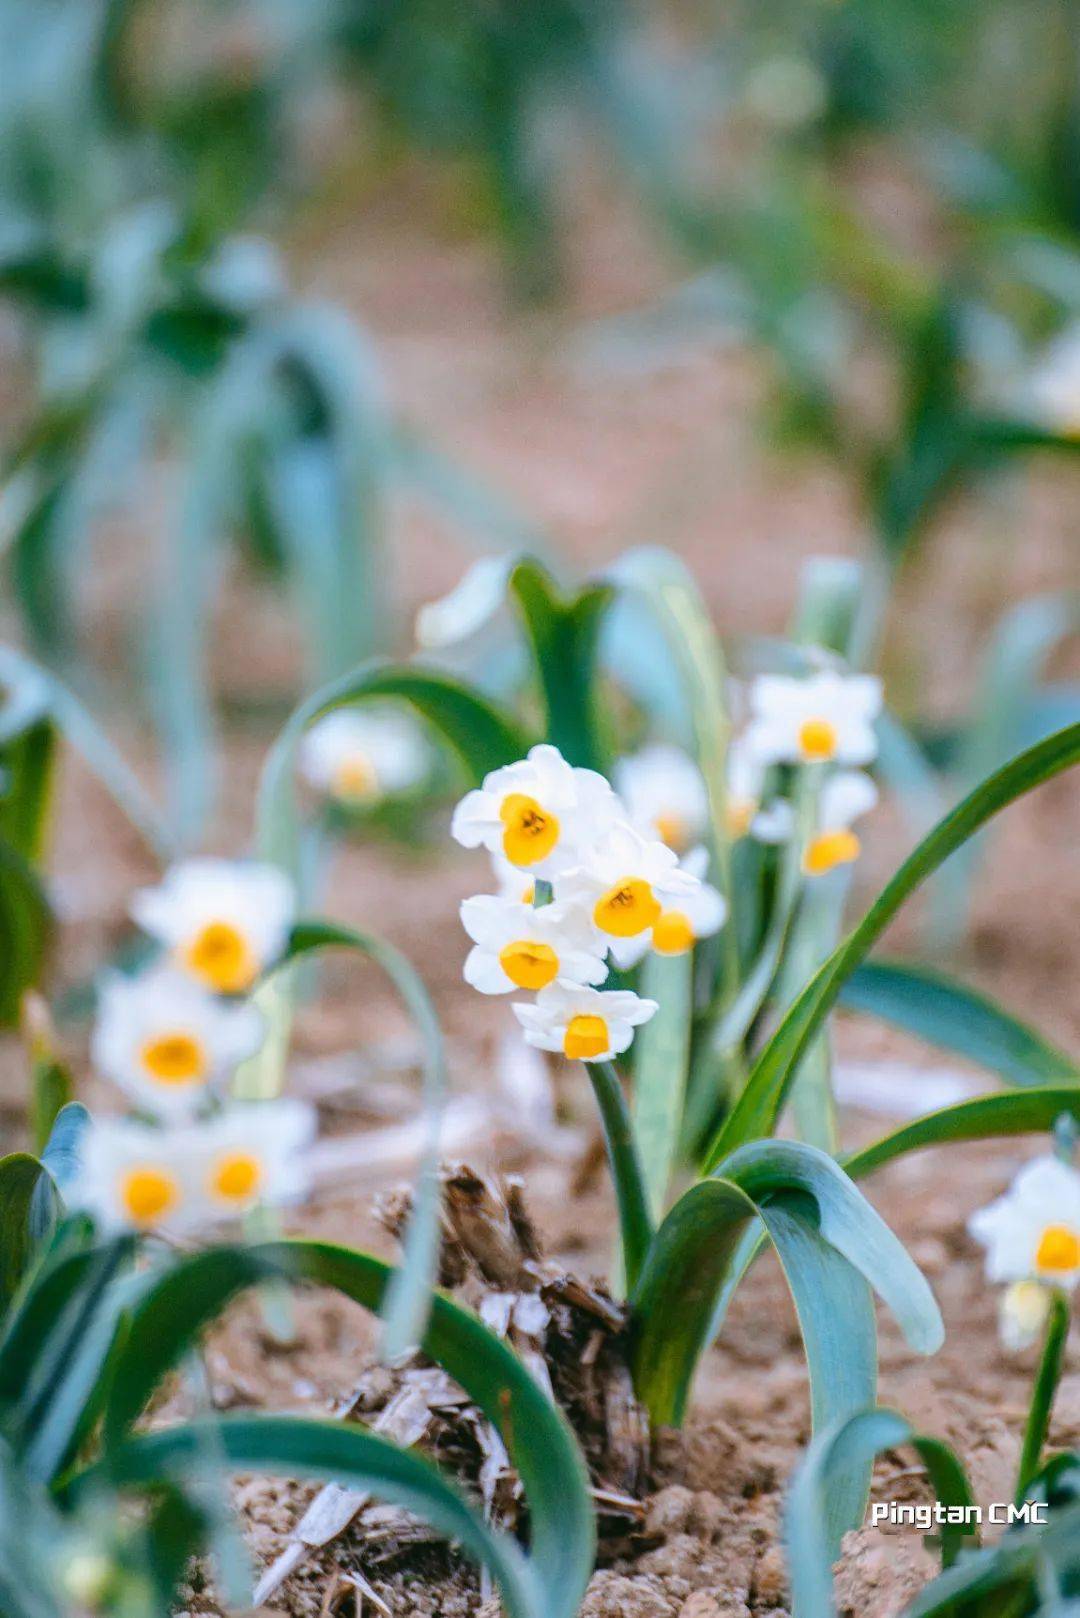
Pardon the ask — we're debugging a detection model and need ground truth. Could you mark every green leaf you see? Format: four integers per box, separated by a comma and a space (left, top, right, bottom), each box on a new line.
508, 559, 613, 771
840, 962, 1080, 1089
632, 950, 693, 1220
256, 658, 531, 872
101, 1239, 595, 1618
37, 1102, 89, 1193
631, 1140, 942, 1430
705, 722, 1080, 1168
843, 1087, 1080, 1182
78, 1415, 539, 1618
0, 1156, 56, 1313
0, 720, 55, 866
786, 1407, 978, 1618
0, 836, 51, 1027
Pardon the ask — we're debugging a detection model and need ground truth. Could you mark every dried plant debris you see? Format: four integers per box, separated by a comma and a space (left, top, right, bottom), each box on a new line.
253, 1164, 650, 1608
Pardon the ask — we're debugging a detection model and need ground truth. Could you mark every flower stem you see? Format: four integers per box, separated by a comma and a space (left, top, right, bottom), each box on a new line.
586, 1060, 655, 1295
1015, 1289, 1070, 1503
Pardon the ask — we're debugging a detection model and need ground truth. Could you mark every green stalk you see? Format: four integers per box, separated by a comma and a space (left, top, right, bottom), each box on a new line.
586, 1061, 655, 1295
1015, 1290, 1070, 1503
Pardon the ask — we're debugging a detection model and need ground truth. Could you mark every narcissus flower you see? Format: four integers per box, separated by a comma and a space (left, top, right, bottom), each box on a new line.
132, 859, 295, 995
801, 770, 879, 877
999, 1280, 1053, 1352
300, 707, 428, 806
460, 894, 607, 994
744, 672, 882, 767
969, 1156, 1080, 1291
609, 846, 727, 968
70, 1117, 196, 1235
725, 738, 793, 843
197, 1099, 314, 1221
614, 745, 708, 853
415, 556, 510, 649
92, 968, 265, 1119
514, 983, 658, 1063
451, 744, 617, 876
558, 822, 699, 945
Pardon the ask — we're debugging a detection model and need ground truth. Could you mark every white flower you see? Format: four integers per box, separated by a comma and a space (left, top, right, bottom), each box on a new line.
558, 821, 699, 947
300, 707, 428, 806
451, 744, 618, 877
69, 1117, 197, 1235
195, 1099, 315, 1221
415, 556, 510, 649
969, 1156, 1080, 1291
726, 737, 794, 844
1016, 322, 1080, 438
999, 1280, 1053, 1352
513, 983, 658, 1063
802, 770, 879, 877
92, 969, 265, 1119
608, 846, 728, 969
461, 894, 607, 994
131, 859, 296, 995
614, 745, 708, 852
744, 672, 882, 767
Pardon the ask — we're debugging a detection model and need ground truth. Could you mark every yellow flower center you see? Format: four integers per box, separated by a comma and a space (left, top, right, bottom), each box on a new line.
563, 1015, 609, 1061
119, 1166, 180, 1227
654, 812, 688, 851
498, 939, 560, 990
140, 1032, 207, 1087
652, 911, 696, 955
210, 1151, 263, 1205
184, 921, 257, 994
798, 718, 838, 762
500, 794, 560, 867
1036, 1224, 1080, 1274
331, 752, 376, 803
593, 878, 660, 937
726, 798, 756, 839
802, 829, 861, 876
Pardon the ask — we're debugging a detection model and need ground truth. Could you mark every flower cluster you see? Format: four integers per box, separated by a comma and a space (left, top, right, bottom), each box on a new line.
71, 858, 314, 1236
452, 744, 727, 1063
969, 1155, 1080, 1348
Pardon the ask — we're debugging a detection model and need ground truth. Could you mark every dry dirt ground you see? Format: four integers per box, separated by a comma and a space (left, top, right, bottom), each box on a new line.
3, 177, 1080, 1616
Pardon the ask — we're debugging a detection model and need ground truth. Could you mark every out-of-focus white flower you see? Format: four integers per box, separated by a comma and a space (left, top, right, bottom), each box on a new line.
92, 968, 265, 1119
744, 672, 882, 767
726, 737, 794, 843
415, 556, 510, 650
513, 983, 658, 1063
451, 744, 618, 877
802, 770, 879, 877
558, 821, 699, 946
999, 1280, 1053, 1352
69, 1117, 196, 1235
0, 648, 50, 742
300, 707, 428, 806
1016, 322, 1080, 438
609, 846, 727, 968
131, 859, 295, 995
196, 1099, 314, 1221
969, 1156, 1080, 1291
460, 894, 607, 994
614, 745, 708, 853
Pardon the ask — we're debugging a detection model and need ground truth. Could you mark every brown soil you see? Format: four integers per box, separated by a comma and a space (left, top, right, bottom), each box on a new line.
3, 178, 1079, 1616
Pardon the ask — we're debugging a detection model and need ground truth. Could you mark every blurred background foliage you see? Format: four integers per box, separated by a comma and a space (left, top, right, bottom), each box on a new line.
0, 0, 1076, 850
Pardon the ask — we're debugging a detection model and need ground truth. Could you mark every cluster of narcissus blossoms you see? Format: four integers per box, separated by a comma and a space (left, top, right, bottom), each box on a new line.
452, 669, 883, 1063
969, 1155, 1080, 1349
71, 859, 314, 1236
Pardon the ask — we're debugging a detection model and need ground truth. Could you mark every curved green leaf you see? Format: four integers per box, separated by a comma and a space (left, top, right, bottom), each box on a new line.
786, 1407, 977, 1618
631, 1140, 942, 1430
705, 722, 1080, 1168
508, 559, 612, 771
632, 950, 693, 1220
0, 1156, 55, 1312
0, 719, 55, 866
0, 837, 51, 1027
256, 658, 531, 871
102, 1239, 594, 1618
840, 961, 1080, 1089
844, 1087, 1080, 1182
75, 1415, 538, 1618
